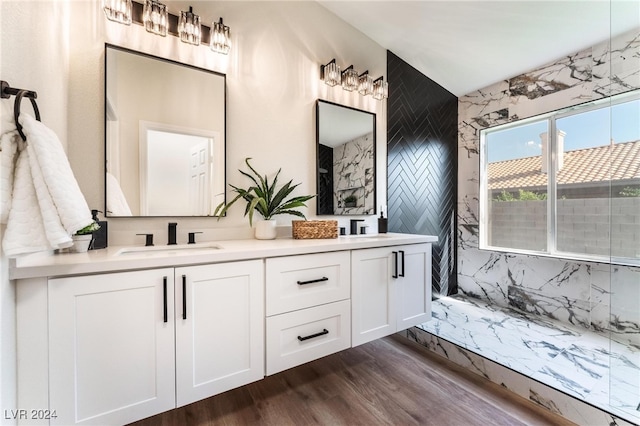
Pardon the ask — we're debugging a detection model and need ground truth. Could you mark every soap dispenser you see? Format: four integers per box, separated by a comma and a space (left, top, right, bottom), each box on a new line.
378, 207, 388, 234
90, 209, 108, 249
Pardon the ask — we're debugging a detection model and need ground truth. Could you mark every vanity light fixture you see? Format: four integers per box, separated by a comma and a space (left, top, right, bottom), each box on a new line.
102, 1, 231, 54
341, 65, 359, 92
210, 17, 231, 54
178, 6, 201, 45
320, 59, 341, 87
142, 0, 168, 36
319, 60, 389, 101
358, 71, 374, 96
372, 77, 389, 100
103, 0, 132, 25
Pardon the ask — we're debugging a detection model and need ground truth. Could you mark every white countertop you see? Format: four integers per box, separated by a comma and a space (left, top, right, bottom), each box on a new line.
10, 233, 438, 280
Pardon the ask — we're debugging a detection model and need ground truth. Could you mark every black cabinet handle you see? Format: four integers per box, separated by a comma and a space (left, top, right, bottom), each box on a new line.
182, 275, 187, 320
297, 277, 329, 285
399, 250, 405, 277
392, 251, 398, 279
298, 329, 329, 341
163, 276, 168, 323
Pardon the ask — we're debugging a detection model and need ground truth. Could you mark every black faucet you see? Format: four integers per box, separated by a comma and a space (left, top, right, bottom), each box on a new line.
168, 222, 177, 245
350, 219, 365, 235
188, 232, 202, 244
136, 233, 154, 246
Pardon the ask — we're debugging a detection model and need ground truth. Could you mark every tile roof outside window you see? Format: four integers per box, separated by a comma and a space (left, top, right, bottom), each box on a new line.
488, 139, 640, 191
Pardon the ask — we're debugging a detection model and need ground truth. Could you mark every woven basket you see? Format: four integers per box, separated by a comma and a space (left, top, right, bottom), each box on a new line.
292, 220, 338, 239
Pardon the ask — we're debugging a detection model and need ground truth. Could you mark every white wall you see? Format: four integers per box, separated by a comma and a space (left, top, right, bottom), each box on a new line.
0, 1, 70, 423
0, 0, 386, 416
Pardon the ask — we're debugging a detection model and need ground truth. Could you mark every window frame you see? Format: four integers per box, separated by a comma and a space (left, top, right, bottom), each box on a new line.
479, 90, 640, 267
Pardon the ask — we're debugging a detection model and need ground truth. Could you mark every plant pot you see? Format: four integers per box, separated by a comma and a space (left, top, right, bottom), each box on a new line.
345, 201, 356, 208
70, 234, 93, 253
254, 220, 277, 240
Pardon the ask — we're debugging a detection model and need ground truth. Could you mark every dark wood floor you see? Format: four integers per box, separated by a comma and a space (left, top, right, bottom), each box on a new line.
130, 334, 575, 426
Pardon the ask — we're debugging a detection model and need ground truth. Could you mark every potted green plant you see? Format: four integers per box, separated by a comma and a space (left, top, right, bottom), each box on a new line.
71, 222, 100, 253
343, 194, 358, 208
214, 158, 315, 239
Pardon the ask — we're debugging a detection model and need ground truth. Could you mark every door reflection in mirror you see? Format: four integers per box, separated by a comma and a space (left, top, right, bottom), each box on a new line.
139, 123, 222, 216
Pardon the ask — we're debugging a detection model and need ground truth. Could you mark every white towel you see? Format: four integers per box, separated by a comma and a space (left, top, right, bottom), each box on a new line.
0, 130, 19, 224
2, 114, 93, 257
106, 172, 132, 216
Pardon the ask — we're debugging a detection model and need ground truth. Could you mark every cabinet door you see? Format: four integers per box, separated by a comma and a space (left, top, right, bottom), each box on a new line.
49, 269, 176, 426
396, 243, 432, 330
351, 247, 395, 347
175, 260, 264, 407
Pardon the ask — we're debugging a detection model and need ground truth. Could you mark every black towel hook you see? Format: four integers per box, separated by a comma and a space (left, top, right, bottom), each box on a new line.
1, 80, 41, 141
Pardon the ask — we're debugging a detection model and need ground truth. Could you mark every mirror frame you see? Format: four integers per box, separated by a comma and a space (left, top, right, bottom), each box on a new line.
316, 99, 377, 216
104, 44, 226, 217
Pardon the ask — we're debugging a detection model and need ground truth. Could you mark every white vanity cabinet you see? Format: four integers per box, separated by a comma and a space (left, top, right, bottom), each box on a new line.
265, 251, 351, 375
48, 269, 177, 426
14, 233, 436, 426
46, 260, 264, 425
351, 243, 432, 347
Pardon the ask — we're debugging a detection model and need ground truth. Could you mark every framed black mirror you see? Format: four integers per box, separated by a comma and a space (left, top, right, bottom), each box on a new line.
316, 100, 376, 215
105, 44, 226, 217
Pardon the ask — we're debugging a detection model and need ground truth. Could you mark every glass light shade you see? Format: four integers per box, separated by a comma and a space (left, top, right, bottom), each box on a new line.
341, 66, 358, 92
358, 72, 373, 96
102, 0, 132, 25
211, 18, 231, 54
143, 0, 168, 36
322, 61, 341, 87
373, 78, 389, 100
178, 8, 201, 45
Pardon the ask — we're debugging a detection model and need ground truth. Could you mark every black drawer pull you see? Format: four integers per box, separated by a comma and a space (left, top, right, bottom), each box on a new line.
297, 277, 329, 285
162, 276, 168, 323
399, 250, 405, 277
298, 329, 329, 341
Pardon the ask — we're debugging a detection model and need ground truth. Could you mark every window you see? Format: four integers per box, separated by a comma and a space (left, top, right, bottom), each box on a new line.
479, 91, 640, 264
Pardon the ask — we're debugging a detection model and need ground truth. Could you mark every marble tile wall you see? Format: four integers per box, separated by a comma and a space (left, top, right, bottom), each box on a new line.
457, 28, 640, 347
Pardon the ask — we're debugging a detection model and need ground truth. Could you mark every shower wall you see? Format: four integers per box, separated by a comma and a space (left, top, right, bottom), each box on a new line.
457, 28, 640, 346
387, 51, 458, 296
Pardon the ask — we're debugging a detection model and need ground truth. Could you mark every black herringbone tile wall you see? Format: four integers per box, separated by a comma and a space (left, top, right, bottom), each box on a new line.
387, 51, 458, 296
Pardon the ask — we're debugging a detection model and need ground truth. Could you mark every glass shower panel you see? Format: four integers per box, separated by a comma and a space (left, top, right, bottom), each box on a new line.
609, 1, 640, 421
609, 97, 640, 260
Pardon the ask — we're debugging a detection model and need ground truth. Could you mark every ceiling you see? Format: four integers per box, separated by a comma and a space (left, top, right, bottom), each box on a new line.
317, 1, 640, 96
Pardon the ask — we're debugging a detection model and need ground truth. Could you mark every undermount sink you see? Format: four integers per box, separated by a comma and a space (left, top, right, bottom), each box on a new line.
116, 243, 222, 256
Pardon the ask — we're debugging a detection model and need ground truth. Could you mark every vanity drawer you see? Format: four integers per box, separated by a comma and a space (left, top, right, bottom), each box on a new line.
265, 251, 350, 316
265, 299, 351, 375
